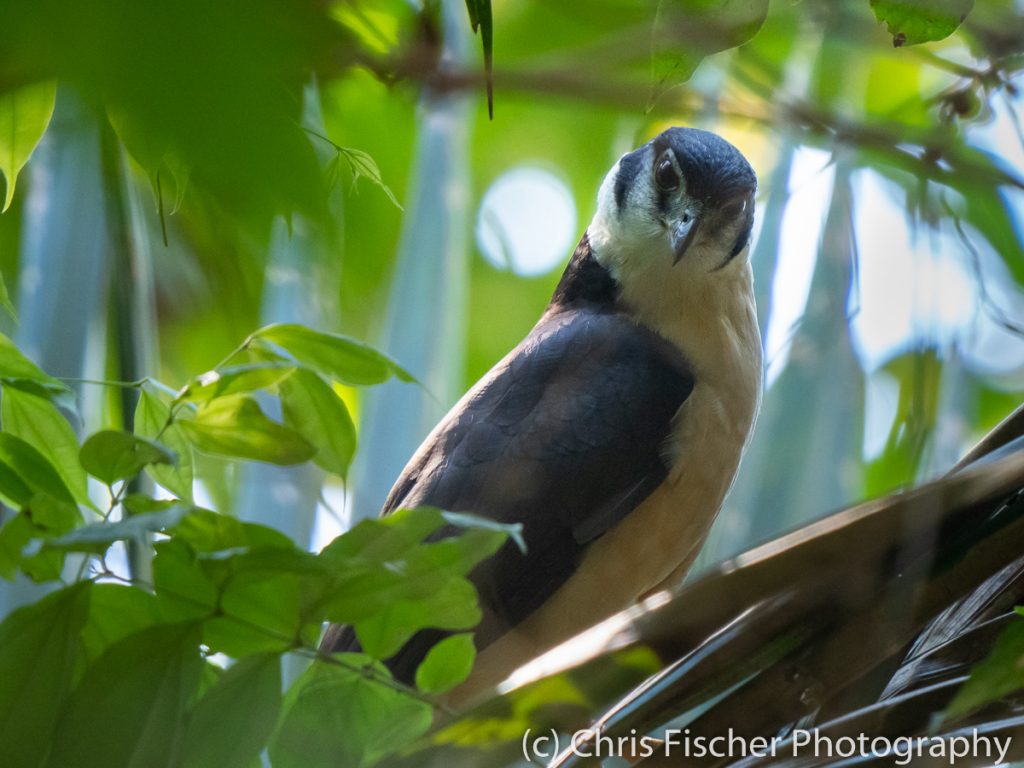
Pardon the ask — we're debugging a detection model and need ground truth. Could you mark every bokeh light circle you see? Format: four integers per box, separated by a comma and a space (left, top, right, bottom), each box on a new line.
476, 167, 577, 277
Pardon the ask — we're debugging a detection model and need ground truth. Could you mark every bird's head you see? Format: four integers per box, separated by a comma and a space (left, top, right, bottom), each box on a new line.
588, 127, 757, 280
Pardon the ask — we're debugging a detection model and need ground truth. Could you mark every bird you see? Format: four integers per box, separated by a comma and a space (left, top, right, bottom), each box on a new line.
322, 126, 763, 704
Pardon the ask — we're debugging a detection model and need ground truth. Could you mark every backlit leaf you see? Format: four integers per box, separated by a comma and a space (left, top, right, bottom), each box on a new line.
0, 80, 56, 212
338, 146, 402, 209
1, 384, 89, 506
79, 429, 175, 486
870, 0, 974, 46
177, 362, 296, 403
415, 632, 476, 694
179, 394, 316, 465
279, 368, 357, 478
135, 385, 194, 501
0, 332, 69, 394
252, 324, 414, 386
269, 657, 432, 768
0, 433, 76, 504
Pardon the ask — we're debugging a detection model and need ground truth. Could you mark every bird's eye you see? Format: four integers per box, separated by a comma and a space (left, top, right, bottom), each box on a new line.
654, 155, 680, 192
721, 197, 748, 219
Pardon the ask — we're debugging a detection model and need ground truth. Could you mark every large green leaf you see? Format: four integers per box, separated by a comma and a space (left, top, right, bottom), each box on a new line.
0, 582, 90, 768
252, 324, 414, 386
46, 622, 203, 768
870, 0, 974, 46
269, 657, 432, 768
79, 429, 176, 486
134, 386, 194, 502
0, 80, 56, 212
179, 394, 315, 465
179, 654, 282, 768
279, 368, 357, 478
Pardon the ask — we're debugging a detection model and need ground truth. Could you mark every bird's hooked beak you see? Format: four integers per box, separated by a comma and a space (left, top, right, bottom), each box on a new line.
670, 212, 698, 265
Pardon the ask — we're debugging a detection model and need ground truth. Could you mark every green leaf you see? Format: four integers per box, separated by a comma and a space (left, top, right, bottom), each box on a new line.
179, 394, 316, 465
415, 633, 476, 694
0, 495, 83, 582
204, 569, 302, 656
0, 456, 31, 507
0, 269, 16, 320
462, 0, 493, 117
464, 0, 480, 31
0, 80, 56, 212
135, 385, 193, 500
252, 323, 414, 386
320, 507, 449, 561
863, 350, 942, 497
353, 575, 480, 659
869, 0, 974, 46
944, 612, 1024, 722
180, 654, 282, 768
0, 582, 90, 768
0, 433, 76, 504
269, 657, 432, 768
0, 332, 69, 394
337, 146, 402, 209
152, 539, 220, 621
170, 507, 294, 553
279, 368, 357, 478
317, 509, 509, 659
79, 429, 175, 486
0, 513, 32, 579
177, 362, 296, 403
650, 0, 768, 107
80, 584, 165, 661
1, 384, 90, 506
46, 622, 203, 768
443, 510, 526, 553
46, 506, 190, 554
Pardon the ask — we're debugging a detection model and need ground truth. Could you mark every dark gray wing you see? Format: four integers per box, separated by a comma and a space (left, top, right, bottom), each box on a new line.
323, 307, 694, 678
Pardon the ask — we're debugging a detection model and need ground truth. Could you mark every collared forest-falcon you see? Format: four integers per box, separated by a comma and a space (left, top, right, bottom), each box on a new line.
322, 127, 763, 701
